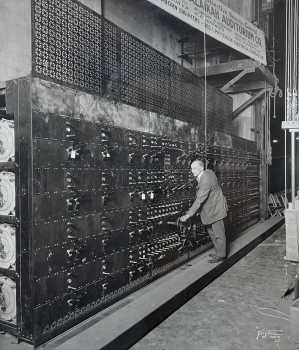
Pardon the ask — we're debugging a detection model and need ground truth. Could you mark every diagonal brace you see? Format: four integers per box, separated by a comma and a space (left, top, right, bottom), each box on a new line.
232, 88, 267, 120
221, 68, 256, 93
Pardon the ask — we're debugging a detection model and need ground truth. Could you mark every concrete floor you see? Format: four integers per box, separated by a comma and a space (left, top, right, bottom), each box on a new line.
131, 225, 299, 350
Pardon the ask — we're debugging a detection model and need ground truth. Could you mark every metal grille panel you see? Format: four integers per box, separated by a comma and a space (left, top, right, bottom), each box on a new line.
32, 0, 232, 130
32, 0, 102, 94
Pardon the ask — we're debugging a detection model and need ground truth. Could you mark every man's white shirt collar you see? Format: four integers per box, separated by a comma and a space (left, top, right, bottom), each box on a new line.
197, 170, 204, 183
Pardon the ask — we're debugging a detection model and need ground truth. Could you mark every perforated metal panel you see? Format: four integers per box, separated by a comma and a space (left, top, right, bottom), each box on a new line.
32, 0, 102, 94
169, 63, 203, 125
102, 19, 120, 100
32, 0, 232, 130
141, 44, 170, 115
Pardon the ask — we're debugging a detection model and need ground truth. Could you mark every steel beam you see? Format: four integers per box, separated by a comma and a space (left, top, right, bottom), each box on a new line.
220, 68, 256, 93
197, 60, 277, 90
197, 59, 257, 77
232, 89, 267, 120
224, 80, 267, 93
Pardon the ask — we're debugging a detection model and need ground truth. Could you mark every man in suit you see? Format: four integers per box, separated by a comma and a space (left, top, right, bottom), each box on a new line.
179, 159, 228, 263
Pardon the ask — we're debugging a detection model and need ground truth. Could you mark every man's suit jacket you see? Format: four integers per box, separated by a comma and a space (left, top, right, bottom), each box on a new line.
185, 169, 227, 225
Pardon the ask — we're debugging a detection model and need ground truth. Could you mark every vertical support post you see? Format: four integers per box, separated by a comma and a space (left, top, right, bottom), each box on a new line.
101, 0, 105, 17
291, 130, 296, 208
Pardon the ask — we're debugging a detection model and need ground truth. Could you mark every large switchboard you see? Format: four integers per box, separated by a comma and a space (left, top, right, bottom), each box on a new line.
0, 0, 260, 345
30, 111, 209, 342
0, 103, 260, 344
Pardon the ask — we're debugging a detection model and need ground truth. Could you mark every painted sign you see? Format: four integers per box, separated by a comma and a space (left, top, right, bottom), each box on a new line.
146, 0, 267, 65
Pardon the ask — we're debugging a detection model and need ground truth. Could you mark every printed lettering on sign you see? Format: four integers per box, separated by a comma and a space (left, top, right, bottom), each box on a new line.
146, 0, 267, 65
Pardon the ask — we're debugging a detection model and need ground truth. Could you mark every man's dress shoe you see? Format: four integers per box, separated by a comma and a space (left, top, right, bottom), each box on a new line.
208, 256, 226, 263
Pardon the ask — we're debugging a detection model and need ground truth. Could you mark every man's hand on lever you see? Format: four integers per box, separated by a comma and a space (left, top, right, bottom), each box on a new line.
179, 214, 189, 223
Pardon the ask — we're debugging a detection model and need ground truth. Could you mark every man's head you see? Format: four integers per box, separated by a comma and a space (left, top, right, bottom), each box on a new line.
191, 159, 204, 177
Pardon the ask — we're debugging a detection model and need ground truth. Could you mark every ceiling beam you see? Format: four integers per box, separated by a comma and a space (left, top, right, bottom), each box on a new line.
232, 89, 267, 120
196, 60, 278, 89
224, 80, 268, 93
197, 59, 257, 77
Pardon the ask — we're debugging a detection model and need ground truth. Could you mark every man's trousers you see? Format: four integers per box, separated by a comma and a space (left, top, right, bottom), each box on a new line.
206, 219, 227, 258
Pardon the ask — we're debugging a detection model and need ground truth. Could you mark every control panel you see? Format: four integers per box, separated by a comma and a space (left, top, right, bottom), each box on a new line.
26, 113, 260, 342
29, 112, 208, 338
0, 106, 260, 344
